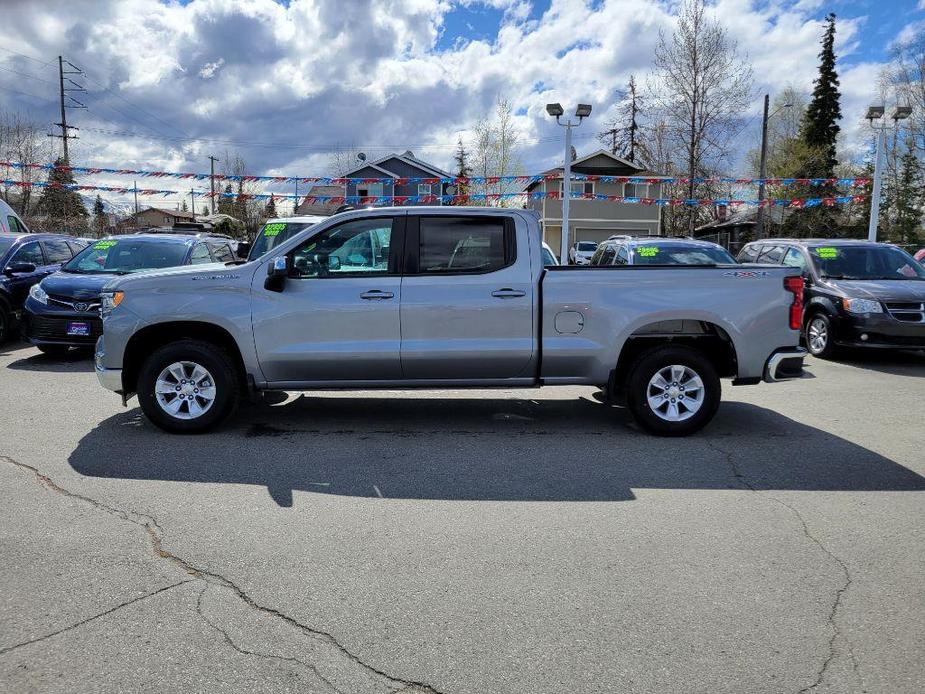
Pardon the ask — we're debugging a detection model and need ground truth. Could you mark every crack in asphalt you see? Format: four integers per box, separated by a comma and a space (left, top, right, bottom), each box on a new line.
707, 443, 859, 693
0, 580, 192, 656
194, 585, 347, 694
0, 456, 442, 694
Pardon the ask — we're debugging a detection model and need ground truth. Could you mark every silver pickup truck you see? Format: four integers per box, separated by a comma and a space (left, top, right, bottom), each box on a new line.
94, 207, 806, 436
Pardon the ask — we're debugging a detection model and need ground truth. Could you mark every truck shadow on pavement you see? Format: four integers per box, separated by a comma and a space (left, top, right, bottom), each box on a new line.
68, 394, 925, 507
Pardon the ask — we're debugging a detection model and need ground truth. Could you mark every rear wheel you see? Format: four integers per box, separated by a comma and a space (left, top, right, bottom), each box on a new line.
805, 312, 838, 359
0, 306, 9, 344
625, 345, 721, 437
36, 344, 72, 357
137, 340, 239, 433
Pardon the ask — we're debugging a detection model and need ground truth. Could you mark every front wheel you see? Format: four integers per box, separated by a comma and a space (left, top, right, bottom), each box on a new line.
625, 345, 721, 437
137, 340, 240, 434
805, 313, 838, 359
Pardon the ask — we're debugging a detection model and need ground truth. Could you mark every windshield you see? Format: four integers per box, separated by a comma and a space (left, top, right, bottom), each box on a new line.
577, 242, 597, 251
632, 243, 735, 265
0, 238, 13, 258
63, 238, 189, 274
809, 245, 925, 280
249, 222, 315, 260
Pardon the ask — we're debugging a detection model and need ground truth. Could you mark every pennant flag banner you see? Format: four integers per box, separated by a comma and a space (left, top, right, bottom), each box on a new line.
0, 161, 873, 188
0, 179, 867, 208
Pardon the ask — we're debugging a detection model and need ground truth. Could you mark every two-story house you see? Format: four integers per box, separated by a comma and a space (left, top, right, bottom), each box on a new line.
337, 151, 453, 204
524, 150, 663, 254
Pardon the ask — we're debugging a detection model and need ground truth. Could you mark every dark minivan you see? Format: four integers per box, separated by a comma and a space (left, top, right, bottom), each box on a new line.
23, 233, 234, 355
738, 239, 925, 357
0, 233, 88, 343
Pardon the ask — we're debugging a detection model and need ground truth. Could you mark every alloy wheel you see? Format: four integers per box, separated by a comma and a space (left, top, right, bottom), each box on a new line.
646, 364, 705, 422
154, 361, 217, 420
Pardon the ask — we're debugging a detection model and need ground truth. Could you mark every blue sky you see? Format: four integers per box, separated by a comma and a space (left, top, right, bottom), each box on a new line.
0, 0, 921, 209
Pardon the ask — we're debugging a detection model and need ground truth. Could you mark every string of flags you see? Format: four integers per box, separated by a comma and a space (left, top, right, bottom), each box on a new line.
0, 160, 873, 188
0, 178, 868, 208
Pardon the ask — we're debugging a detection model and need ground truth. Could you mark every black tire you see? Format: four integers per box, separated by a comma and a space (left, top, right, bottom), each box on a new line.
36, 344, 72, 357
137, 339, 239, 434
804, 312, 838, 359
625, 345, 721, 437
0, 305, 9, 344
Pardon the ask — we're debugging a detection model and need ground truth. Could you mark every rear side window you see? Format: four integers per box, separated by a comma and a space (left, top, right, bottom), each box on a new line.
615, 246, 629, 265
42, 238, 74, 263
757, 245, 785, 263
417, 216, 511, 274
10, 241, 44, 265
66, 240, 89, 255
598, 245, 617, 265
783, 247, 807, 271
738, 244, 761, 262
7, 215, 27, 234
190, 243, 212, 264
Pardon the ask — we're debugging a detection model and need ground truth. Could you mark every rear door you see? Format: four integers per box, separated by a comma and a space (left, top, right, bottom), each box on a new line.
399, 213, 535, 380
252, 214, 405, 383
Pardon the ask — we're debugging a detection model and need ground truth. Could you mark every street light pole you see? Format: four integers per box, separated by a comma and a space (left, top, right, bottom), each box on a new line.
866, 104, 912, 242
755, 95, 792, 240
546, 103, 592, 263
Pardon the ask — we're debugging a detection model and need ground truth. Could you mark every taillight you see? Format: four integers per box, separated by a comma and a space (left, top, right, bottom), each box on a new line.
783, 276, 803, 330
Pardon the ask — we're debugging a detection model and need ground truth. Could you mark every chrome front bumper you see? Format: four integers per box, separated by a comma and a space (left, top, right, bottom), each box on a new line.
764, 348, 808, 382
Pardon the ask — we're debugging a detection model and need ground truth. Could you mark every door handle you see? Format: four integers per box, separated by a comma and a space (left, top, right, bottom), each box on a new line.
360, 290, 394, 300
491, 288, 526, 298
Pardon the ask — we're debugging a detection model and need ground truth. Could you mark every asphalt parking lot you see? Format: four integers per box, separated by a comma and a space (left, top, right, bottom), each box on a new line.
0, 340, 923, 694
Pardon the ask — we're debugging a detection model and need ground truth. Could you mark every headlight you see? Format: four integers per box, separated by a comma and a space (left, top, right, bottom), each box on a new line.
29, 283, 48, 305
100, 290, 124, 316
842, 297, 882, 314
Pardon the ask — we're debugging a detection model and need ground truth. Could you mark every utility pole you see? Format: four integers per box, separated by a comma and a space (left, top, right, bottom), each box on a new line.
756, 94, 770, 239
48, 56, 86, 162
294, 179, 299, 215
207, 155, 219, 214
190, 189, 196, 222
133, 180, 139, 231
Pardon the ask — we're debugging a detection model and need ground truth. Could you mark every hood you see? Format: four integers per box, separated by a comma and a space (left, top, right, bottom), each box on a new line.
40, 271, 115, 300
822, 278, 925, 302
103, 262, 251, 291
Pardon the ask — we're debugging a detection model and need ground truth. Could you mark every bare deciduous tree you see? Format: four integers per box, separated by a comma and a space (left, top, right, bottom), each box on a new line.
0, 109, 53, 224
649, 0, 753, 232
471, 98, 523, 206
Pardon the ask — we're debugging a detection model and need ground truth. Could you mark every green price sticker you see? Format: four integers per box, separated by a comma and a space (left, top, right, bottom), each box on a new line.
263, 222, 286, 237
93, 240, 117, 250
815, 247, 838, 259
637, 246, 659, 257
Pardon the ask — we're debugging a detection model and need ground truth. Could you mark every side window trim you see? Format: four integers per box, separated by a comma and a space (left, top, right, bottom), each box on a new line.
405, 214, 516, 276
287, 215, 405, 279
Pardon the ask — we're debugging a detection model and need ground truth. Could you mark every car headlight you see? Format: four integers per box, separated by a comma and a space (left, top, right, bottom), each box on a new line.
842, 297, 882, 314
100, 290, 124, 316
29, 283, 48, 305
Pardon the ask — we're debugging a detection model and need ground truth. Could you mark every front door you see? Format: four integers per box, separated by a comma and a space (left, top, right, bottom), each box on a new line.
399, 214, 535, 380
6, 241, 50, 306
253, 215, 404, 384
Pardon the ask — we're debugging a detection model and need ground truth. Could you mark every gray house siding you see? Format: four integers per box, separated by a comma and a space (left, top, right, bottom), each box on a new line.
344, 156, 450, 203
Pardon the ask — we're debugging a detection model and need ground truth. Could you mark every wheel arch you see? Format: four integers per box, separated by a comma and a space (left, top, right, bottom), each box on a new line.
122, 320, 248, 394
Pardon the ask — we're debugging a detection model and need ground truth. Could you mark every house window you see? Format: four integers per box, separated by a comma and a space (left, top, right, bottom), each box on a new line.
357, 183, 384, 198
418, 183, 432, 196
624, 183, 641, 198
560, 180, 594, 196
164, 216, 171, 224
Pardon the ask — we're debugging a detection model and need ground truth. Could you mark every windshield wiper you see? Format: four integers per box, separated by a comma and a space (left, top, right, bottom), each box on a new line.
821, 274, 862, 280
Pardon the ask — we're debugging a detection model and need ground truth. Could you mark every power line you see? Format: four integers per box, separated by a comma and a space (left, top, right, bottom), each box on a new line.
0, 46, 55, 67
0, 64, 55, 85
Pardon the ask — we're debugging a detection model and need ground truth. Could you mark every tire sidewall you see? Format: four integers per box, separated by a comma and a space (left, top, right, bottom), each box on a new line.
626, 345, 721, 437
0, 305, 9, 344
805, 312, 835, 358
137, 341, 238, 434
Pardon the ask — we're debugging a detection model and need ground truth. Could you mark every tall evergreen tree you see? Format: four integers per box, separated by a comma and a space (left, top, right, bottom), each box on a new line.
217, 183, 234, 216
38, 157, 89, 233
800, 13, 842, 177
892, 144, 924, 245
265, 195, 277, 218
453, 137, 472, 205
92, 195, 105, 237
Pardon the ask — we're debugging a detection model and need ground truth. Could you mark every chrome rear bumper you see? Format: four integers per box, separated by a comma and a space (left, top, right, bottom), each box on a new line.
764, 348, 807, 382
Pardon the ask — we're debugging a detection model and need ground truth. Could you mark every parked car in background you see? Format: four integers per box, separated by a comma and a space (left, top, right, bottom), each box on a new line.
94, 207, 805, 437
541, 242, 558, 266
914, 248, 925, 264
248, 216, 328, 261
0, 198, 30, 234
738, 239, 925, 358
23, 233, 231, 356
139, 227, 247, 259
568, 240, 598, 265
590, 236, 737, 266
0, 232, 88, 343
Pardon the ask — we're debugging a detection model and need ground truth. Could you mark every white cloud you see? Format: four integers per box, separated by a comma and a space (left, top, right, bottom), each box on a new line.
198, 58, 225, 79
0, 0, 905, 209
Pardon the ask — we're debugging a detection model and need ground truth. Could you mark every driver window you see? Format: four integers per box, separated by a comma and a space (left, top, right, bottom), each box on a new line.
10, 241, 44, 266
190, 243, 212, 264
291, 218, 393, 278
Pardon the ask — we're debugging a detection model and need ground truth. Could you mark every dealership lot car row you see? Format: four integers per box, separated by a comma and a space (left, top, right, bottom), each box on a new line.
3, 206, 924, 438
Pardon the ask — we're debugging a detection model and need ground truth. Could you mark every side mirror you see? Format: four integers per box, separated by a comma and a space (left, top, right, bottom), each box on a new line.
236, 241, 251, 259
264, 256, 291, 292
4, 262, 36, 276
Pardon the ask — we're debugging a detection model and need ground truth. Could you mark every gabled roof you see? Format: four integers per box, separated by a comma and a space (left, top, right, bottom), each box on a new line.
524, 149, 655, 191
340, 151, 452, 179
571, 149, 646, 171
139, 206, 196, 220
